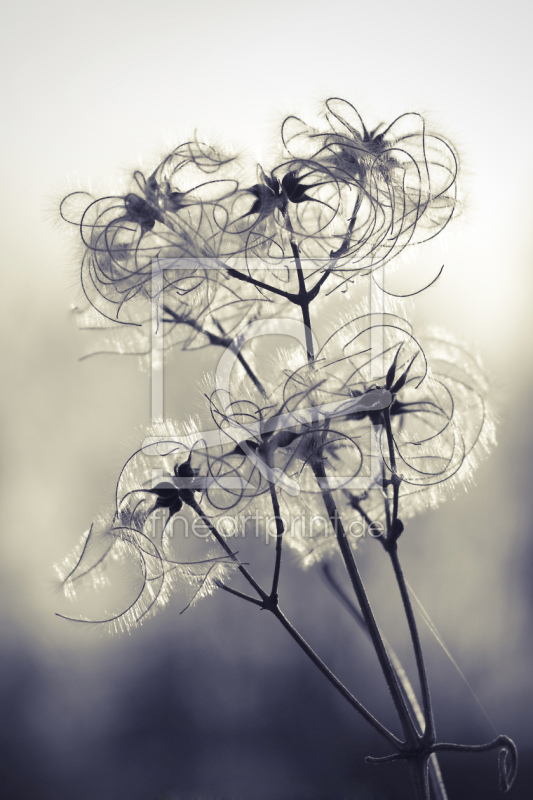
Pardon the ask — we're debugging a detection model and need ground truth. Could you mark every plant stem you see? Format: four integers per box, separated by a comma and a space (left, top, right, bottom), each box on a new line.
409, 757, 431, 800
217, 583, 265, 607
432, 735, 518, 791
290, 240, 314, 361
312, 460, 418, 745
190, 499, 269, 602
162, 305, 267, 397
270, 605, 401, 747
268, 480, 284, 600
321, 562, 448, 800
191, 500, 400, 747
382, 409, 400, 524
225, 265, 295, 300
388, 543, 436, 744
380, 409, 435, 743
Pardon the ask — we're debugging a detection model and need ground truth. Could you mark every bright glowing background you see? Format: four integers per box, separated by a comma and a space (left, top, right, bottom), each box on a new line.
1, 1, 532, 798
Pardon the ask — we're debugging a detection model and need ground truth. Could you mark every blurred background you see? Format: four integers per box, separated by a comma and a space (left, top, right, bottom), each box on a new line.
1, 1, 532, 797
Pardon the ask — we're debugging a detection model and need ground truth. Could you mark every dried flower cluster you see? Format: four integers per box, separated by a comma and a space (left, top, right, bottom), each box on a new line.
56, 96, 515, 800
57, 97, 487, 628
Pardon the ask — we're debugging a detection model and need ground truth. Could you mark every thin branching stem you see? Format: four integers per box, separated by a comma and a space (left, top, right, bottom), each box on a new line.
409, 758, 431, 800
290, 240, 314, 361
321, 562, 448, 799
388, 544, 436, 745
189, 499, 269, 601
191, 500, 399, 747
268, 480, 285, 600
306, 264, 333, 300
216, 582, 265, 607
162, 305, 267, 397
269, 605, 401, 747
225, 266, 293, 300
381, 410, 436, 743
312, 459, 418, 745
382, 409, 400, 524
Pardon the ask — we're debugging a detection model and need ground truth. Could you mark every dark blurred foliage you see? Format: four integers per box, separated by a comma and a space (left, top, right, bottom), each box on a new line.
1, 551, 532, 800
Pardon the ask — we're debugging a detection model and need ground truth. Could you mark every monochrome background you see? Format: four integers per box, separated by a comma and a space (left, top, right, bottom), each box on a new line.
1, 1, 532, 797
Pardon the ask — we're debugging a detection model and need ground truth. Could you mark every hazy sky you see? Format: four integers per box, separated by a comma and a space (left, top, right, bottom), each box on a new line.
2, 0, 531, 652
3, 0, 532, 361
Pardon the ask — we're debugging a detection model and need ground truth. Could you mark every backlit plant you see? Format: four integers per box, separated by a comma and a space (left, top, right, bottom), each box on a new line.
57, 97, 516, 799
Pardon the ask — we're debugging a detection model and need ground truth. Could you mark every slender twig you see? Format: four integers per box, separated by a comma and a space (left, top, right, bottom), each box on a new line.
268, 480, 285, 600
330, 193, 362, 259
432, 736, 516, 756
432, 735, 518, 792
307, 194, 363, 301
306, 264, 334, 301
380, 410, 436, 743
388, 544, 436, 744
409, 758, 431, 800
190, 499, 400, 747
269, 605, 401, 747
321, 563, 448, 800
225, 266, 294, 300
312, 460, 418, 744
382, 409, 400, 525
162, 305, 267, 397
189, 499, 269, 602
289, 242, 414, 741
290, 240, 314, 361
216, 582, 265, 607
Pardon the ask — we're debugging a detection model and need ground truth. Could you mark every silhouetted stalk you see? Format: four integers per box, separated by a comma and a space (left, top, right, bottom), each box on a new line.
189, 499, 268, 602
190, 498, 400, 746
162, 305, 267, 397
321, 561, 448, 799
312, 459, 418, 745
388, 544, 436, 745
382, 410, 435, 744
268, 480, 284, 601
409, 758, 431, 800
290, 240, 314, 361
269, 605, 401, 747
